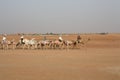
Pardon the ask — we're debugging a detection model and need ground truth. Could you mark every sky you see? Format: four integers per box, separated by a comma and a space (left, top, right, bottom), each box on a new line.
0, 0, 120, 34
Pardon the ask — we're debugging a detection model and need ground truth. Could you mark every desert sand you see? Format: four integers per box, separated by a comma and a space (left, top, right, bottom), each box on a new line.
0, 33, 120, 80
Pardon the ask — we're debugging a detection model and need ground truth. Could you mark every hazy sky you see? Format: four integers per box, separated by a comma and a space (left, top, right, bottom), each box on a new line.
0, 0, 120, 33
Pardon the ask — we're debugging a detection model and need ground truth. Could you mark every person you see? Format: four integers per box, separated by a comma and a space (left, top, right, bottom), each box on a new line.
2, 34, 7, 44
43, 36, 46, 41
59, 36, 63, 42
20, 35, 24, 44
77, 34, 82, 43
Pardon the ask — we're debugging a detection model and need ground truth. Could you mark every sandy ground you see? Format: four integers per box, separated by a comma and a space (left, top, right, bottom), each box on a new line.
0, 33, 120, 80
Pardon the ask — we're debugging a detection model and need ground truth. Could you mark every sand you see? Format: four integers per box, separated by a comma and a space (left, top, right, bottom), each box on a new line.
0, 33, 120, 80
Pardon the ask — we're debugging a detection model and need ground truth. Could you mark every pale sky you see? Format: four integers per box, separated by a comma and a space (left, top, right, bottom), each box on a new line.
0, 0, 120, 34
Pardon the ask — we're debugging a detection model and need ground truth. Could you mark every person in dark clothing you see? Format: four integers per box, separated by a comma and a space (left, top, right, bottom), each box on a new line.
77, 35, 82, 43
20, 35, 24, 44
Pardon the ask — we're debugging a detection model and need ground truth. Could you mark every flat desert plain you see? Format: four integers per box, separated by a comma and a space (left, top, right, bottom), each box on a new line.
0, 33, 120, 80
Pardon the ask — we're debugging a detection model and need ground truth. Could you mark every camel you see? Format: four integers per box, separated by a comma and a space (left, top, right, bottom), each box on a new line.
38, 40, 51, 49
16, 38, 38, 49
0, 40, 16, 50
